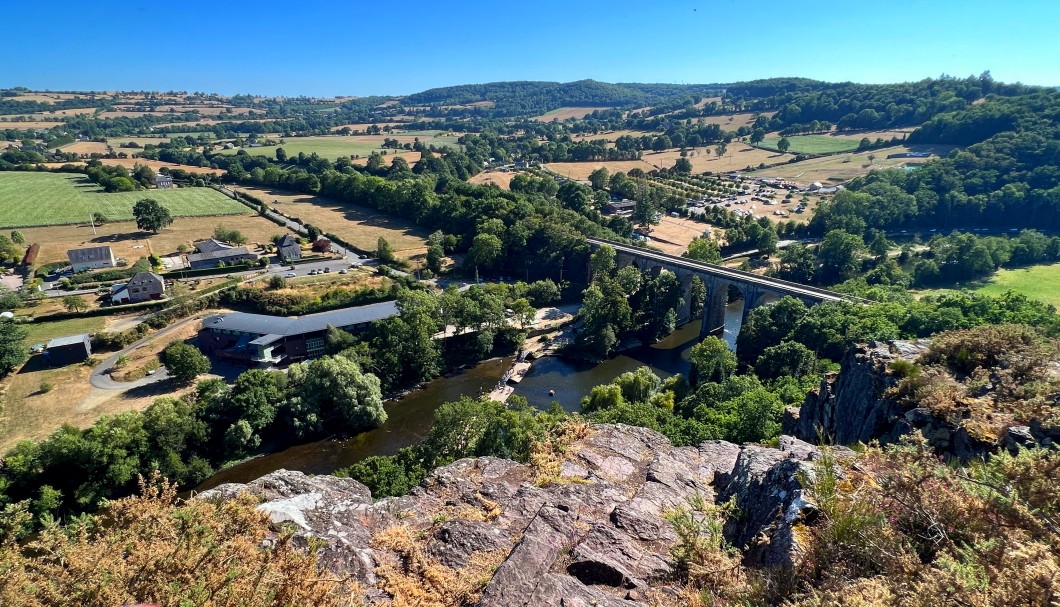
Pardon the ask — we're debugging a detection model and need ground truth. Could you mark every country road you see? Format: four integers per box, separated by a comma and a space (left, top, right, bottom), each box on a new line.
88, 315, 206, 390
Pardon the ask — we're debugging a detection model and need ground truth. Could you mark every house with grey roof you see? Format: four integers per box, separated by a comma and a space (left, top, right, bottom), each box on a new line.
67, 246, 115, 272
155, 173, 174, 189
198, 301, 399, 365
193, 239, 234, 254
277, 234, 301, 262
187, 246, 255, 269
111, 272, 166, 304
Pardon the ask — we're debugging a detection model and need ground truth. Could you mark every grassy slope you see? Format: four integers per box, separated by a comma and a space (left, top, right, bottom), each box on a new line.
0, 173, 247, 228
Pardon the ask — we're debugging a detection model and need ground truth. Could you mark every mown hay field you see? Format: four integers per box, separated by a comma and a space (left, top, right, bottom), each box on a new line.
231, 185, 429, 260
745, 144, 955, 183
20, 214, 294, 265
533, 107, 611, 122
219, 132, 462, 161
544, 143, 792, 179
0, 172, 247, 228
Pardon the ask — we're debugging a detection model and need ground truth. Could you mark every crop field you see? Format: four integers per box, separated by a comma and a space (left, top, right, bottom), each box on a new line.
916, 263, 1060, 309
758, 134, 861, 154
826, 128, 917, 141
20, 214, 293, 265
351, 151, 421, 167
42, 159, 221, 176
231, 185, 429, 260
107, 136, 174, 147
645, 216, 716, 256
0, 172, 247, 228
534, 107, 611, 122
60, 141, 110, 155
745, 144, 955, 183
219, 131, 462, 160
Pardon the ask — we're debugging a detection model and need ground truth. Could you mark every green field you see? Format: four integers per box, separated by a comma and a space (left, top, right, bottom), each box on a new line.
915, 263, 1060, 308
0, 172, 248, 228
21, 316, 106, 346
758, 135, 860, 155
218, 131, 461, 160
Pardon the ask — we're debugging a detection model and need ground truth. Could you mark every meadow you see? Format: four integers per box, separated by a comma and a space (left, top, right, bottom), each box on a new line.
916, 263, 1060, 309
745, 144, 956, 183
0, 172, 247, 228
533, 107, 610, 121
758, 134, 861, 154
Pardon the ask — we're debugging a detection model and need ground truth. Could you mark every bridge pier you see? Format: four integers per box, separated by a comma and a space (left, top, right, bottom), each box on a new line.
677, 271, 695, 325
701, 278, 730, 337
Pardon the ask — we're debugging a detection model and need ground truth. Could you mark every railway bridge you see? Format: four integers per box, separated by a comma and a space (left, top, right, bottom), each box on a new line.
586, 238, 853, 336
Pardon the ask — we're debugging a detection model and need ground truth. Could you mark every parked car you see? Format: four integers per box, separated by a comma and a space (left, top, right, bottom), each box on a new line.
284, 272, 297, 278
323, 267, 331, 273
308, 269, 318, 275
338, 269, 348, 274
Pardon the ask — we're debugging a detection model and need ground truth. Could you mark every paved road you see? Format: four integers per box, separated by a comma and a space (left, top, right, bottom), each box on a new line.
89, 315, 205, 390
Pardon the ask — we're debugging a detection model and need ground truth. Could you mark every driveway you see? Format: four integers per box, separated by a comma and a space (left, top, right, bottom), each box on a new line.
89, 315, 204, 390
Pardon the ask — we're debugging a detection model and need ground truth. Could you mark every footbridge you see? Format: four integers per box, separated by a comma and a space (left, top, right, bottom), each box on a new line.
587, 237, 853, 336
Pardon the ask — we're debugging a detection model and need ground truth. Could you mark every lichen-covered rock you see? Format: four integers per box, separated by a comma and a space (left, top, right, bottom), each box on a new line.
197, 425, 823, 606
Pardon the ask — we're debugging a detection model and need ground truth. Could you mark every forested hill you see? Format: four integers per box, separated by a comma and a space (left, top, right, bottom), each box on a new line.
402, 79, 724, 116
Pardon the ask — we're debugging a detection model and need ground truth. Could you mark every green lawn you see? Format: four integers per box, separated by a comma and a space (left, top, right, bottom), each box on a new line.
21, 316, 106, 347
758, 135, 860, 155
915, 263, 1060, 308
0, 172, 248, 228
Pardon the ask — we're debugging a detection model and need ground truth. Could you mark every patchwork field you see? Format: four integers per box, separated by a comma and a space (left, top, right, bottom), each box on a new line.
534, 107, 611, 122
745, 144, 955, 182
231, 185, 429, 260
219, 131, 462, 160
42, 159, 222, 176
700, 111, 773, 129
19, 214, 295, 265
0, 172, 247, 228
544, 143, 792, 179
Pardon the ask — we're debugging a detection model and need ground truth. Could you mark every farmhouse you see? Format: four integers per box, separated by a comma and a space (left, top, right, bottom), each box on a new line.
111, 271, 165, 304
193, 239, 234, 254
187, 246, 255, 269
198, 301, 399, 365
67, 245, 115, 272
45, 333, 92, 366
277, 234, 301, 261
155, 173, 174, 189
604, 200, 636, 216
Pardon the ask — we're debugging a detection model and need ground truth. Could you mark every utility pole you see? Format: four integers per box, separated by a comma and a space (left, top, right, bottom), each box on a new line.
89, 213, 97, 235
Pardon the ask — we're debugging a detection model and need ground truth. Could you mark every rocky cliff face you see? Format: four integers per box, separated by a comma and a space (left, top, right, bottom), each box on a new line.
198, 425, 832, 606
790, 339, 1060, 459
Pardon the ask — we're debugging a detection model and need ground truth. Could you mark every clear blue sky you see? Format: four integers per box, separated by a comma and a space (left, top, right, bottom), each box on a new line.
6, 0, 1058, 96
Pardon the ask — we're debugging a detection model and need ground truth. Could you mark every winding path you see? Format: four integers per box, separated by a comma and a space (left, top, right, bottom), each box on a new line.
88, 315, 205, 390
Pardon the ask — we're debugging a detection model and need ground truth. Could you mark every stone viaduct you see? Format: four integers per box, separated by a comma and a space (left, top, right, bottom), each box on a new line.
587, 238, 852, 336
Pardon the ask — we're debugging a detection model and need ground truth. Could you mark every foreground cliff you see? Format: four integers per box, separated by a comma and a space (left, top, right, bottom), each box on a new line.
199, 425, 827, 606
791, 325, 1060, 459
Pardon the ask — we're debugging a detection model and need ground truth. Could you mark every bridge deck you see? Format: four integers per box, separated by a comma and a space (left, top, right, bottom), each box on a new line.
587, 237, 850, 303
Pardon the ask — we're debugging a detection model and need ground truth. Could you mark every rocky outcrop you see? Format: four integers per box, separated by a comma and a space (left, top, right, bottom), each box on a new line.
197, 425, 827, 606
794, 340, 930, 445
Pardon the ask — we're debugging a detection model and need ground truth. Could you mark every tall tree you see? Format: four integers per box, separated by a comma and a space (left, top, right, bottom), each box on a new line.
132, 198, 173, 233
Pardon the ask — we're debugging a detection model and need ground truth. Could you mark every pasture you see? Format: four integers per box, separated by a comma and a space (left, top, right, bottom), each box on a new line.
758, 134, 860, 154
0, 172, 247, 228
41, 159, 222, 176
745, 144, 955, 183
534, 107, 611, 122
20, 214, 295, 265
231, 185, 429, 260
916, 263, 1060, 309
218, 131, 462, 160
0, 120, 64, 130
646, 216, 716, 256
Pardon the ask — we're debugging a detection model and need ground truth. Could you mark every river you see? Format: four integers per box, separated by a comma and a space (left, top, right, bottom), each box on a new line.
194, 303, 742, 492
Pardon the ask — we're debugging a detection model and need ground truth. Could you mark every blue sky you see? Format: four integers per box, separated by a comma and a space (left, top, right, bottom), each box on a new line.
6, 0, 1057, 96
